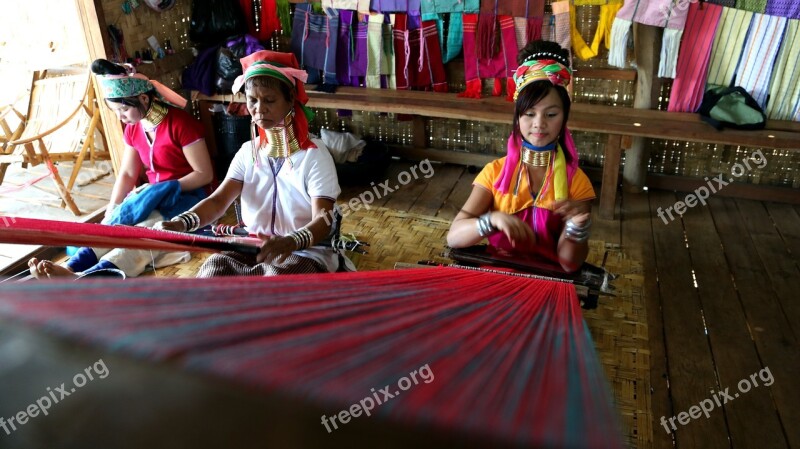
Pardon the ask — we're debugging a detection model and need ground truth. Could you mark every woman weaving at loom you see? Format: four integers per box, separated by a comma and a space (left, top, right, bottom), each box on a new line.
156, 50, 344, 277
28, 60, 213, 279
447, 40, 595, 273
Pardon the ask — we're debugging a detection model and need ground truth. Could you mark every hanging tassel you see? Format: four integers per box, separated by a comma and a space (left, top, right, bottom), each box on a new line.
658, 28, 683, 78
607, 18, 631, 68
492, 78, 502, 96
458, 78, 483, 99
505, 77, 516, 102
276, 0, 292, 35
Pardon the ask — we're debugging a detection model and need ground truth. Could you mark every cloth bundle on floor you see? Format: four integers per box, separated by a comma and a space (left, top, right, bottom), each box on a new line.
291, 4, 340, 87
667, 2, 724, 112
0, 267, 624, 449
607, 0, 690, 78
766, 19, 800, 120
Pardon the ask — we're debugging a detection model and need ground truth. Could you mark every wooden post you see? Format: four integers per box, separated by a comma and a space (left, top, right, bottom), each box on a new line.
600, 134, 622, 220
75, 0, 126, 175
622, 23, 662, 193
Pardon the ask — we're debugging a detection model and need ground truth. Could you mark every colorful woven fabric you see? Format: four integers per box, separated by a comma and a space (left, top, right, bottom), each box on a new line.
336, 10, 369, 87
736, 0, 767, 13
393, 14, 448, 91
571, 1, 622, 60
291, 5, 340, 86
667, 2, 724, 112
608, 0, 691, 77
239, 0, 281, 40
707, 0, 736, 5
0, 267, 625, 448
371, 0, 421, 13
552, 1, 573, 56
420, 0, 479, 13
735, 13, 788, 109
706, 7, 754, 87
766, 19, 800, 120
766, 0, 800, 18
459, 14, 519, 99
367, 13, 396, 88
515, 16, 544, 49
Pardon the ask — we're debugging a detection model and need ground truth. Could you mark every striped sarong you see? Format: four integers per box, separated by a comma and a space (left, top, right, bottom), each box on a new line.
667, 2, 724, 112
291, 5, 340, 86
336, 10, 368, 87
197, 252, 326, 277
706, 7, 754, 88
366, 14, 396, 89
735, 13, 787, 109
766, 19, 800, 120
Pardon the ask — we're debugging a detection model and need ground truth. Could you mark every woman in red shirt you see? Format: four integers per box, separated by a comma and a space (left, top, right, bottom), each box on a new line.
28, 59, 213, 279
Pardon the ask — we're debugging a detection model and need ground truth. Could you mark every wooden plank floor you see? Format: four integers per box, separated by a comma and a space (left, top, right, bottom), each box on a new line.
342, 160, 798, 449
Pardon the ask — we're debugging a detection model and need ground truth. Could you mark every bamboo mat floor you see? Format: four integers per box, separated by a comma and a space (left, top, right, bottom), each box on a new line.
138, 205, 651, 449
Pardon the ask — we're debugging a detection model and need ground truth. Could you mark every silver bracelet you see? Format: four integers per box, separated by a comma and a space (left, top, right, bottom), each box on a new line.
288, 227, 313, 250
565, 218, 592, 243
476, 213, 497, 238
171, 211, 201, 232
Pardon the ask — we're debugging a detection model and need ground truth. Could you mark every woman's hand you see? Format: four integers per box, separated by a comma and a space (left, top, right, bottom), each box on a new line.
153, 220, 187, 232
490, 212, 536, 250
553, 199, 591, 222
256, 235, 296, 264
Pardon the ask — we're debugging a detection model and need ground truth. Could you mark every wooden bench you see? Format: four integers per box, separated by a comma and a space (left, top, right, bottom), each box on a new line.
193, 87, 800, 220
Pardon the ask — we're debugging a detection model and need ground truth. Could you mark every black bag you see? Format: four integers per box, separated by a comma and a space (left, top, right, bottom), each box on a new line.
215, 47, 242, 93
698, 86, 767, 131
189, 0, 247, 48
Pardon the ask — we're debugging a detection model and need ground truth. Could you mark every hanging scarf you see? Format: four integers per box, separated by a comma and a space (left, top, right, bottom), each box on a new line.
706, 7, 754, 88
667, 2, 723, 113
607, 0, 691, 78
734, 13, 788, 109
459, 14, 519, 99
393, 14, 448, 91
238, 0, 281, 41
766, 20, 800, 120
97, 73, 186, 108
551, 1, 573, 56
231, 50, 316, 151
336, 11, 368, 87
570, 0, 623, 61
291, 4, 340, 87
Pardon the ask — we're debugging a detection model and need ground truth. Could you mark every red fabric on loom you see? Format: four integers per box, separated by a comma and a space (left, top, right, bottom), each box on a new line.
0, 267, 624, 448
239, 0, 281, 40
0, 216, 261, 254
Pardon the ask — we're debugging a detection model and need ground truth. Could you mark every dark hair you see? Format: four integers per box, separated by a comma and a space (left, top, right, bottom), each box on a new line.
91, 58, 157, 115
512, 41, 573, 163
244, 76, 294, 103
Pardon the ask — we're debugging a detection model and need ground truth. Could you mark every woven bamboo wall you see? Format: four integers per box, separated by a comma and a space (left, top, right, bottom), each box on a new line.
100, 0, 193, 89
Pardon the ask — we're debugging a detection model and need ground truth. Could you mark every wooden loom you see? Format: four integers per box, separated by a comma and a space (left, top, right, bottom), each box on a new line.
0, 268, 624, 449
0, 216, 624, 447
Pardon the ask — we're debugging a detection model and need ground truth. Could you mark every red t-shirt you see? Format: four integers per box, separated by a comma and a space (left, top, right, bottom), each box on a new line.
123, 107, 205, 184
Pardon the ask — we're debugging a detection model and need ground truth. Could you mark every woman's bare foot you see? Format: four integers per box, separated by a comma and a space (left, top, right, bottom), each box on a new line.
28, 258, 77, 279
